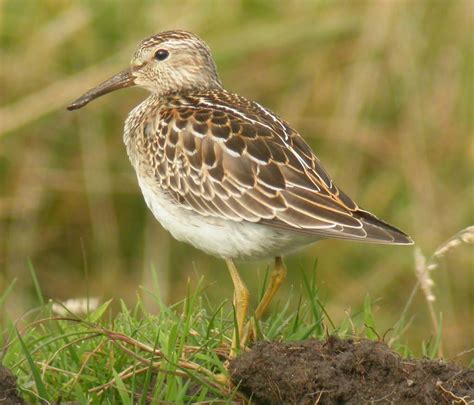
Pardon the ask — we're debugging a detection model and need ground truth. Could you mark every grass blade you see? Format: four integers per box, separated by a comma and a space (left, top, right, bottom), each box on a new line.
113, 368, 132, 405
28, 260, 44, 306
16, 329, 51, 403
364, 294, 378, 340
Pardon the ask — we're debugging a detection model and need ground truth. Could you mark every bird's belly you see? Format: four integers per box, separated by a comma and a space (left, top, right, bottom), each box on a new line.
137, 178, 315, 260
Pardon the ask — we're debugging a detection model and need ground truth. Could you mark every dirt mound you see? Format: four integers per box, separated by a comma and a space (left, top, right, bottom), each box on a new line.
0, 366, 25, 405
229, 336, 473, 404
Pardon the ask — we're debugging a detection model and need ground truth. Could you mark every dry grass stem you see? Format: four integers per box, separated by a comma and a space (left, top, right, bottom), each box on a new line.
413, 226, 474, 357
436, 380, 471, 405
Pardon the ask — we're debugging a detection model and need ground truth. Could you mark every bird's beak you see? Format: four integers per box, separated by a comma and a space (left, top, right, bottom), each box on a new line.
67, 68, 135, 111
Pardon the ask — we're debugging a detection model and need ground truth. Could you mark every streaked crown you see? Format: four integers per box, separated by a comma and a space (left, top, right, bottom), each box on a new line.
130, 30, 222, 95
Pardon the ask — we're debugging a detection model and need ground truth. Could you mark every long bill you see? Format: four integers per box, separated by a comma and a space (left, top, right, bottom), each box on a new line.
67, 68, 135, 111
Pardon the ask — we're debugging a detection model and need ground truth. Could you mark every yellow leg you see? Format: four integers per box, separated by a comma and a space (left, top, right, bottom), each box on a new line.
243, 256, 287, 343
225, 259, 249, 358
254, 257, 287, 320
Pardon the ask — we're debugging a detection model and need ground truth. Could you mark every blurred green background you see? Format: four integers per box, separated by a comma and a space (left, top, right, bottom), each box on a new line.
0, 0, 472, 360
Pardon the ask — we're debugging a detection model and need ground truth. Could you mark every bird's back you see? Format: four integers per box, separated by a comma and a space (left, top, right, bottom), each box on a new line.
125, 88, 412, 249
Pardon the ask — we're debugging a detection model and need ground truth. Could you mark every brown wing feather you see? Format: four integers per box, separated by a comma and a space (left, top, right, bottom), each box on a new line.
145, 91, 412, 245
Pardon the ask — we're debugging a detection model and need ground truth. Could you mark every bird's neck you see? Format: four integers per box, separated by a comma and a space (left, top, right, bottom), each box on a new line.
151, 79, 223, 100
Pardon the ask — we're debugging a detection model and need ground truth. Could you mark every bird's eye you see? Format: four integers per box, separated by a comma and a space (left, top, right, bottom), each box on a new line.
154, 49, 169, 61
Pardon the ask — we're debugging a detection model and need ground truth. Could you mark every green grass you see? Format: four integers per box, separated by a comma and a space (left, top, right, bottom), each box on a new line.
1, 264, 450, 404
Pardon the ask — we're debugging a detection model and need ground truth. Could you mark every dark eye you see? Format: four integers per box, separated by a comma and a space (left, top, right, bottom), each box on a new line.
154, 49, 169, 61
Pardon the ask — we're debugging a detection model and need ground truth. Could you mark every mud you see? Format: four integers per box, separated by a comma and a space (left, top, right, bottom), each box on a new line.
230, 336, 474, 404
0, 366, 25, 405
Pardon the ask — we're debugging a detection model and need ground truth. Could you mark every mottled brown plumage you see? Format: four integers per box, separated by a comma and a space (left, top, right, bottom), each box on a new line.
124, 87, 411, 245
68, 30, 413, 356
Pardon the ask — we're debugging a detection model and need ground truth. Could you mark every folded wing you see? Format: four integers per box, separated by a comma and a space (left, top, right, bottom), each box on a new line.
144, 92, 412, 245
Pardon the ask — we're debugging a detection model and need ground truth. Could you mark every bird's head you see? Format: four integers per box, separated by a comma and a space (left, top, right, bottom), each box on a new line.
67, 30, 221, 111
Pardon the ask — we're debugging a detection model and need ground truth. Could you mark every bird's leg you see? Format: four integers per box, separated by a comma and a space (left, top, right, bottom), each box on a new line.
244, 256, 287, 342
255, 256, 287, 319
225, 259, 250, 358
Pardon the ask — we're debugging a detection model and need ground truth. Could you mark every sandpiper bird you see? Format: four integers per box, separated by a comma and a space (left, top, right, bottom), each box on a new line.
68, 30, 412, 354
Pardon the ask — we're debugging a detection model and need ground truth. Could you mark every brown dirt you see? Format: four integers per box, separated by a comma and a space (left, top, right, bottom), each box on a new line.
0, 366, 25, 405
229, 336, 474, 404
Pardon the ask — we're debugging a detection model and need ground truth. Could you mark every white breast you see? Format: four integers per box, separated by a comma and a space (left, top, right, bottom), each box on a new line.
137, 177, 315, 261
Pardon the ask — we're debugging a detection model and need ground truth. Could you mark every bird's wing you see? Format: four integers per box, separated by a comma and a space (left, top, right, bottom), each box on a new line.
144, 92, 411, 244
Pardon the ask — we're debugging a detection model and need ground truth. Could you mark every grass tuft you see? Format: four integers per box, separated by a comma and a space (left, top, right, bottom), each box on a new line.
1, 265, 434, 404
